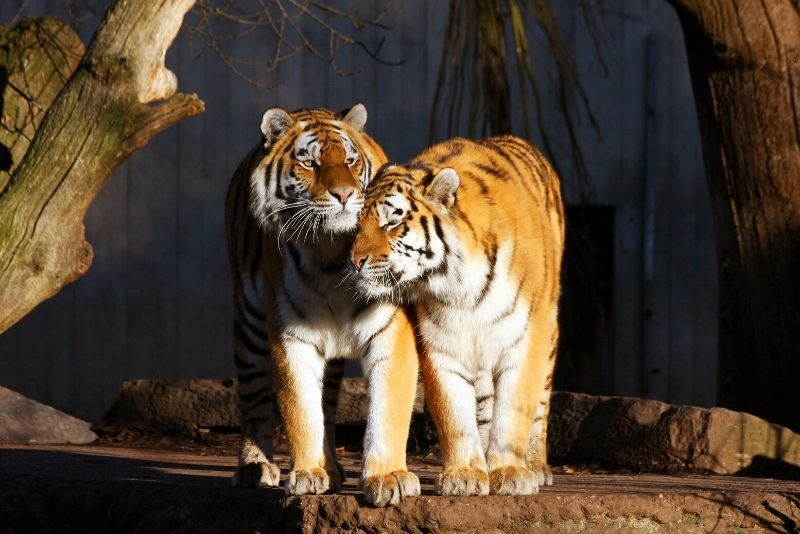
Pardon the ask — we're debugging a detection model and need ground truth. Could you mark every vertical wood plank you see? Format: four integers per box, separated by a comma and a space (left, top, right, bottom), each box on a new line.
608, 4, 649, 397
641, 24, 672, 402
664, 8, 698, 405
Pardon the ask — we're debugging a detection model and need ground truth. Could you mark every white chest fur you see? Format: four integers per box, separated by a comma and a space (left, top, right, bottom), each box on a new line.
277, 243, 397, 360
419, 239, 531, 373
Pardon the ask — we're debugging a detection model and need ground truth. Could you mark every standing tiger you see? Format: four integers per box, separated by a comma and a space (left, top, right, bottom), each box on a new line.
350, 136, 565, 496
225, 104, 420, 506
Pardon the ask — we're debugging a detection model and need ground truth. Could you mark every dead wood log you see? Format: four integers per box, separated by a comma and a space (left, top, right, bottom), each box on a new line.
0, 1, 204, 333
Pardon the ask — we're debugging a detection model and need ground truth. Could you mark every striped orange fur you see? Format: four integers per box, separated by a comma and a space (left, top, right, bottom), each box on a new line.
226, 104, 420, 506
351, 136, 565, 496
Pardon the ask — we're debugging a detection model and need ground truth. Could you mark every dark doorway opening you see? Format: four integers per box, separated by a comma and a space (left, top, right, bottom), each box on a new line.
555, 205, 615, 395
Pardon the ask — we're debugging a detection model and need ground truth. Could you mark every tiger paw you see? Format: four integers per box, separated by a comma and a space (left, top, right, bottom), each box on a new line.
526, 460, 553, 486
361, 470, 421, 507
436, 467, 489, 496
285, 467, 333, 495
489, 465, 539, 495
232, 461, 281, 488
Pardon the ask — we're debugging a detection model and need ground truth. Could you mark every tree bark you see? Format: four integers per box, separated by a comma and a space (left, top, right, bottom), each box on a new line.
0, 1, 203, 334
668, 0, 800, 429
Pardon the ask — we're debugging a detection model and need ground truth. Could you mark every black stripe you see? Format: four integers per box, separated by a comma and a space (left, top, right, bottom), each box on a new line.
433, 142, 464, 165
233, 321, 268, 355
240, 386, 269, 402
476, 395, 493, 404
473, 162, 505, 180
362, 311, 397, 355
287, 242, 313, 285
467, 171, 490, 196
432, 215, 449, 255
283, 331, 324, 356
442, 366, 473, 384
492, 271, 528, 325
454, 206, 478, 240
419, 215, 433, 258
274, 158, 285, 199
234, 353, 258, 369
351, 300, 371, 319
492, 363, 520, 383
243, 317, 267, 343
281, 282, 307, 320
475, 236, 498, 306
238, 370, 268, 384
243, 296, 266, 323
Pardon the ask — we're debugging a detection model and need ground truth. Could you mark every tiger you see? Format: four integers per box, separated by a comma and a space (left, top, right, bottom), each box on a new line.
349, 135, 565, 496
225, 103, 421, 506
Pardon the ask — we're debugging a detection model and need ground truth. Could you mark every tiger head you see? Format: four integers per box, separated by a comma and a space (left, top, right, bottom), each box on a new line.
349, 163, 461, 301
249, 103, 383, 236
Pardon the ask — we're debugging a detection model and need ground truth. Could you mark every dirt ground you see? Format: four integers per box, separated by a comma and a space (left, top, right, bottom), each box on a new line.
0, 432, 798, 533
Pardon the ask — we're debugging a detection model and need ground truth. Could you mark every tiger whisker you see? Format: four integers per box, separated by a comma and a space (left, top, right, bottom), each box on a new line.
265, 201, 307, 220
278, 207, 312, 251
286, 208, 315, 244
288, 210, 310, 244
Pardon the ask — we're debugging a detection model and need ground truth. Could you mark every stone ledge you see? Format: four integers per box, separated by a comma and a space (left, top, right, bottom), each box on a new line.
0, 445, 798, 533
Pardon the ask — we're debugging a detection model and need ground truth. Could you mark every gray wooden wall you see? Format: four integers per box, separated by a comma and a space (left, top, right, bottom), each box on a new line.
0, 0, 717, 421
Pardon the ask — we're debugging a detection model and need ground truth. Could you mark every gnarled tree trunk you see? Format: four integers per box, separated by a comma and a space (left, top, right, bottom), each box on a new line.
668, 0, 800, 429
0, 0, 204, 333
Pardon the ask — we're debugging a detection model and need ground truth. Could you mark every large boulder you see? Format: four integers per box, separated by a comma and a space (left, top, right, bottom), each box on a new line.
94, 378, 424, 434
94, 379, 240, 434
548, 392, 800, 475
0, 386, 96, 444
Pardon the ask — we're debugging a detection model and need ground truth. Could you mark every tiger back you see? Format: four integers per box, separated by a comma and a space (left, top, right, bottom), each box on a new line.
350, 135, 565, 496
225, 104, 421, 507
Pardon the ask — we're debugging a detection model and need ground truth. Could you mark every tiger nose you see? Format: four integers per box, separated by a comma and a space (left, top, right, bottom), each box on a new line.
330, 188, 355, 206
351, 255, 368, 272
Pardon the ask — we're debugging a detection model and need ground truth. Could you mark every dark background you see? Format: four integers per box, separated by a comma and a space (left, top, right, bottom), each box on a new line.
0, 0, 716, 421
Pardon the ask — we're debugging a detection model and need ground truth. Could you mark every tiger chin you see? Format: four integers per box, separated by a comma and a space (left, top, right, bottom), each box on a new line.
350, 136, 565, 496
225, 104, 420, 507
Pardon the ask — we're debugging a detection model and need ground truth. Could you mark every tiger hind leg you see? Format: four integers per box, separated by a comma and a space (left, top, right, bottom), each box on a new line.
232, 309, 281, 488
525, 339, 557, 487
486, 309, 558, 495
321, 359, 346, 490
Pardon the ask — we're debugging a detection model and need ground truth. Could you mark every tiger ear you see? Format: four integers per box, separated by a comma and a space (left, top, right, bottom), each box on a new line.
260, 108, 293, 148
340, 102, 368, 131
426, 168, 460, 209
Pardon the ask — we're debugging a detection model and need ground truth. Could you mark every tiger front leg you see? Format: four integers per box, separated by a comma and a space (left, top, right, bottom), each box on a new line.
360, 313, 421, 507
486, 328, 552, 495
275, 341, 342, 495
422, 351, 489, 496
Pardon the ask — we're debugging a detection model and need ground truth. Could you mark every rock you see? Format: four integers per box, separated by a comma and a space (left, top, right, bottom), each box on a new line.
548, 391, 800, 475
0, 386, 96, 444
94, 379, 240, 434
95, 378, 425, 434
95, 379, 800, 477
